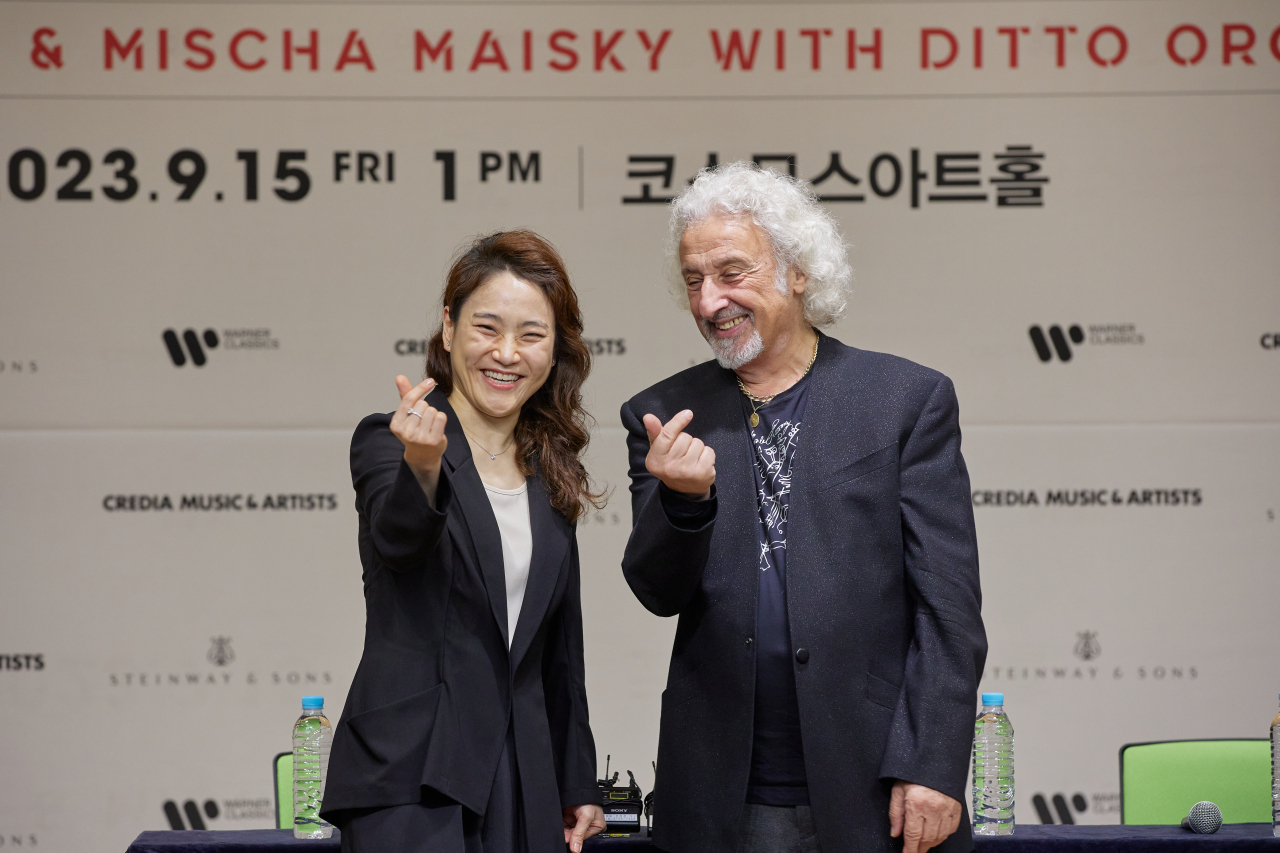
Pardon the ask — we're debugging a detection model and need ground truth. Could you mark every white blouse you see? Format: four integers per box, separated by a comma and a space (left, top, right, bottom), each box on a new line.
482, 479, 532, 648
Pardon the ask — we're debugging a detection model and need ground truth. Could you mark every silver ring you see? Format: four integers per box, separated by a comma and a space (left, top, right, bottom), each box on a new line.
407, 409, 423, 418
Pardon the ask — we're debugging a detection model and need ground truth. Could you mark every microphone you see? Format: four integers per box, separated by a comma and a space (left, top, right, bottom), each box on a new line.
1180, 801, 1222, 834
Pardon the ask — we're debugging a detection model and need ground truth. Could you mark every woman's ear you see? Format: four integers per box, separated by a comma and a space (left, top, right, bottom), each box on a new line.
442, 307, 453, 351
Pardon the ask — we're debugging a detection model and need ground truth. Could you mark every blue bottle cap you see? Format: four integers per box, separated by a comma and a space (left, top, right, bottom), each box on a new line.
981, 692, 1004, 705
301, 696, 324, 709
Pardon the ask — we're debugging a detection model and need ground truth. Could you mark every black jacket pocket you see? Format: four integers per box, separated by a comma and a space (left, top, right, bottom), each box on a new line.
865, 672, 901, 711
819, 442, 898, 493
340, 683, 445, 795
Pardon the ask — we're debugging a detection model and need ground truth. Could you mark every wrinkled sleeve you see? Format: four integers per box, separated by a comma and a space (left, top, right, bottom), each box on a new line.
618, 399, 717, 618
878, 377, 987, 803
350, 413, 454, 573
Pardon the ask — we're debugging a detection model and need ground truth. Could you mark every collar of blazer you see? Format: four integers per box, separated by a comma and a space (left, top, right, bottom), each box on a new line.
769, 330, 845, 533
424, 388, 573, 671
702, 328, 845, 493
685, 331, 844, 614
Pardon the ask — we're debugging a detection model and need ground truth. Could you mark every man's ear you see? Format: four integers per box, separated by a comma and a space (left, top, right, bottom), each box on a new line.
790, 267, 809, 295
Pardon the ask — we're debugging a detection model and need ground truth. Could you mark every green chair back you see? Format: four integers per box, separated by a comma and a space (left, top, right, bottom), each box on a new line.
273, 752, 293, 830
1120, 739, 1270, 824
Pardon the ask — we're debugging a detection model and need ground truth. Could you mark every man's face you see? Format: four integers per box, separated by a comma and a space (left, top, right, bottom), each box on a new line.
679, 214, 807, 370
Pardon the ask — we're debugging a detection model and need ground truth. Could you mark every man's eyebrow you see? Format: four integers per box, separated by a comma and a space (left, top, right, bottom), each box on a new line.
683, 254, 752, 276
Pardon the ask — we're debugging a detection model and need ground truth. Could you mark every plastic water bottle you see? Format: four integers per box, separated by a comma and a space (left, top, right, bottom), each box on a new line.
1271, 692, 1280, 837
972, 692, 1014, 836
293, 696, 333, 839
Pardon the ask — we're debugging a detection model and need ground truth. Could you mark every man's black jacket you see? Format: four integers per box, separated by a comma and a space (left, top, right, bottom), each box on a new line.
621, 334, 987, 853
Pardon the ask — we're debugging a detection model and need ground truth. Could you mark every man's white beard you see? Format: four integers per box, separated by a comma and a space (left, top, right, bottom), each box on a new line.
701, 316, 764, 370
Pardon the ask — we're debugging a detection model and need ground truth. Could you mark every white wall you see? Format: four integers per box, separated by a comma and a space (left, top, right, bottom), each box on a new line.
1, 1, 1278, 848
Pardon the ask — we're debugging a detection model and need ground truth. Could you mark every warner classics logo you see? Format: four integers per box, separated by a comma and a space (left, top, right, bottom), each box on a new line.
1029, 323, 1144, 362
1031, 791, 1122, 823
163, 327, 279, 367
972, 488, 1201, 507
165, 799, 219, 831
1032, 792, 1089, 825
163, 797, 273, 830
164, 328, 218, 366
101, 492, 338, 512
1034, 788, 1126, 819
1029, 324, 1084, 362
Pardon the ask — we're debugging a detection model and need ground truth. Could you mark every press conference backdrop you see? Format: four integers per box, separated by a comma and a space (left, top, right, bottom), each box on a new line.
1, 0, 1278, 848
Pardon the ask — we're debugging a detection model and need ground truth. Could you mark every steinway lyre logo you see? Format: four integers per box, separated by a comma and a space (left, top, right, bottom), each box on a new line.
208, 636, 235, 667
1073, 631, 1101, 661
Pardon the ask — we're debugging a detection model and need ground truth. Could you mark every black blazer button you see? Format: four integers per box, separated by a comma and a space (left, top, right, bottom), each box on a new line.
745, 637, 753, 645
795, 648, 809, 664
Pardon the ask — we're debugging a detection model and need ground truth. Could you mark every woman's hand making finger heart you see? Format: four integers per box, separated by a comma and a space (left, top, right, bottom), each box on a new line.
391, 376, 449, 491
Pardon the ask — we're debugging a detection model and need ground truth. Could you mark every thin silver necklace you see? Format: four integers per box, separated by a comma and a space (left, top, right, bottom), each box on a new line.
463, 429, 515, 461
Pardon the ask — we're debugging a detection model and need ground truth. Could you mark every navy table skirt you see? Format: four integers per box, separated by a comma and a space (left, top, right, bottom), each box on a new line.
126, 824, 1280, 852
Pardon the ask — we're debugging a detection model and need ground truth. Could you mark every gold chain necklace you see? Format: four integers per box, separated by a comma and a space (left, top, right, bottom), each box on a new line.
736, 336, 819, 428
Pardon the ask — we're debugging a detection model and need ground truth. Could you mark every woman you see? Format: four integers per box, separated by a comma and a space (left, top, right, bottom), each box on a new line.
321, 231, 607, 853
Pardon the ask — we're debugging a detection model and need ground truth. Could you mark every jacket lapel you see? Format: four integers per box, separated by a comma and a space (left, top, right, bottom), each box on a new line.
785, 332, 851, 575
787, 331, 844, 498
433, 392, 511, 647
509, 473, 571, 670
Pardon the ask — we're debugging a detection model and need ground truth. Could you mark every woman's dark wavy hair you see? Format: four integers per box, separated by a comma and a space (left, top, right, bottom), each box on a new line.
425, 230, 604, 524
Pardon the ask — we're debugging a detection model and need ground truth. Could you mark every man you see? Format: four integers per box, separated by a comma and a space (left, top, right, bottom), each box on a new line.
620, 163, 986, 853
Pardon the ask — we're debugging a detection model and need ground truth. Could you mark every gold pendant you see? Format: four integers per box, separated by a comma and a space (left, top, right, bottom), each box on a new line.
749, 413, 760, 428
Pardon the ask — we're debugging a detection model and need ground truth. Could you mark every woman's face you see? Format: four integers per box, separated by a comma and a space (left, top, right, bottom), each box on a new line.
443, 271, 557, 422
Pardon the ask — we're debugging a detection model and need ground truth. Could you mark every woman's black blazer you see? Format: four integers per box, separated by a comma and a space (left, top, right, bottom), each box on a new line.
321, 391, 598, 849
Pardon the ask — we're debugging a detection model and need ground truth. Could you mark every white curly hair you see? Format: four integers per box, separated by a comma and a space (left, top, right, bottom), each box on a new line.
666, 161, 852, 328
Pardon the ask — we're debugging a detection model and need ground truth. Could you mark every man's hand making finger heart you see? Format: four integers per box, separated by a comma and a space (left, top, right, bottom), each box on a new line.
642, 410, 716, 500
391, 375, 449, 504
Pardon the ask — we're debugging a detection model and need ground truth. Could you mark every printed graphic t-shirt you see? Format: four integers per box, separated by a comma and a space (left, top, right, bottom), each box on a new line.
743, 371, 811, 806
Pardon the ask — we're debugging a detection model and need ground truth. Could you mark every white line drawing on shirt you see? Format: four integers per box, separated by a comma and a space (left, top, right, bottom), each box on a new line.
752, 417, 800, 572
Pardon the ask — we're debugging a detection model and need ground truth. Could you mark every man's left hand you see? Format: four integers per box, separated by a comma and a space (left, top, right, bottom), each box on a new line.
889, 780, 961, 853
563, 804, 606, 853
